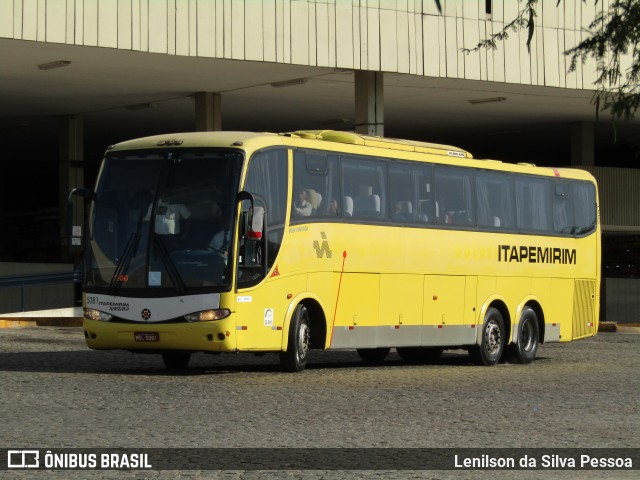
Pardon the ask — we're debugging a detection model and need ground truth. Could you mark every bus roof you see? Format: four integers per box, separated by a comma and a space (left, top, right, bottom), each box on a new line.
284, 130, 473, 159
107, 131, 280, 151
107, 130, 472, 159
105, 130, 595, 182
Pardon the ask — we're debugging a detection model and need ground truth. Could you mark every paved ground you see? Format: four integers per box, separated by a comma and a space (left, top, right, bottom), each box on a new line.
0, 327, 638, 479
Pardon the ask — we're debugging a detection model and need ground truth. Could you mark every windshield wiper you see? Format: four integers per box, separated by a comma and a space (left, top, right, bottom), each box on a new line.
109, 212, 144, 294
154, 235, 186, 295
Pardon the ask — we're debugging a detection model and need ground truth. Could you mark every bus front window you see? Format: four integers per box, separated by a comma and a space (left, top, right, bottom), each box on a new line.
86, 149, 243, 293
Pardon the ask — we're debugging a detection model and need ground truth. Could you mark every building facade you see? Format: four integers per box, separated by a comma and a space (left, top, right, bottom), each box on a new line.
0, 0, 638, 319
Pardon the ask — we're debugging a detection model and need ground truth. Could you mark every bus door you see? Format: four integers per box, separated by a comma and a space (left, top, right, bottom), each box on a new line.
234, 285, 287, 351
231, 202, 286, 351
233, 148, 289, 351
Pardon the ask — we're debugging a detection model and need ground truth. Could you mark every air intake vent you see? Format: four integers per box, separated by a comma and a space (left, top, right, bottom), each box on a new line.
572, 280, 596, 340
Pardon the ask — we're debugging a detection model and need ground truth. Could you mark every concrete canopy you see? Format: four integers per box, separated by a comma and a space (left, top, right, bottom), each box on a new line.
1, 37, 638, 167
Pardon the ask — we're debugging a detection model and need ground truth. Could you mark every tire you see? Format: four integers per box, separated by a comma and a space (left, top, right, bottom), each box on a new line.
509, 307, 539, 364
162, 351, 191, 370
470, 307, 505, 366
396, 347, 444, 364
357, 348, 390, 364
280, 304, 311, 372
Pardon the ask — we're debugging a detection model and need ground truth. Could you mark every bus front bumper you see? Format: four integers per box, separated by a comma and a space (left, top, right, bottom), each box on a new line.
83, 318, 237, 352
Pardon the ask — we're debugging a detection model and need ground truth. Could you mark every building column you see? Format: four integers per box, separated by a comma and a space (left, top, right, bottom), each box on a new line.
59, 115, 84, 240
195, 92, 222, 131
354, 71, 384, 137
571, 121, 595, 167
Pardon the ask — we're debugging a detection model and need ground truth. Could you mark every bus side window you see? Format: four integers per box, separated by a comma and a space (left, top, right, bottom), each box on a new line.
434, 166, 475, 227
389, 163, 416, 222
573, 181, 597, 235
292, 151, 340, 219
553, 182, 574, 234
476, 172, 514, 229
353, 193, 381, 218
516, 177, 552, 233
342, 156, 386, 220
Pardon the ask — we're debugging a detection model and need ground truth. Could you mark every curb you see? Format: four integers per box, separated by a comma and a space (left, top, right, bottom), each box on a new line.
615, 323, 640, 334
598, 322, 617, 333
599, 322, 640, 334
0, 318, 84, 329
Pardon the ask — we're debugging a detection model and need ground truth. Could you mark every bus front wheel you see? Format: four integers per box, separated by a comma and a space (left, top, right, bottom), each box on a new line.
470, 307, 505, 366
506, 307, 539, 364
280, 304, 311, 372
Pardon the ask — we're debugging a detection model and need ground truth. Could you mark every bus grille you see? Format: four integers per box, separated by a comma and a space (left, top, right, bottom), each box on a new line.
572, 280, 596, 340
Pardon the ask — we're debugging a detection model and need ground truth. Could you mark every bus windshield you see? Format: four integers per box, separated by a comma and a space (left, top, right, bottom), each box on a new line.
86, 149, 243, 294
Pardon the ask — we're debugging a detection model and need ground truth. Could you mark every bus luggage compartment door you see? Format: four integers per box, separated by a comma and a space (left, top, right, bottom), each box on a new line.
423, 275, 474, 346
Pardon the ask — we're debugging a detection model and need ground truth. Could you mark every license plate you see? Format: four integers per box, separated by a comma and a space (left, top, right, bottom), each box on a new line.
134, 332, 159, 342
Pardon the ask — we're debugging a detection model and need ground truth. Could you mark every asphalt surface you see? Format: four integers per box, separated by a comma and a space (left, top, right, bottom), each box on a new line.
0, 327, 638, 479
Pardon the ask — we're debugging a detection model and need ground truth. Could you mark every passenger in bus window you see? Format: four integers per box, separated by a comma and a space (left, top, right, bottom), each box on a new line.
393, 201, 413, 221
208, 208, 232, 263
209, 228, 231, 264
329, 199, 339, 216
293, 189, 312, 217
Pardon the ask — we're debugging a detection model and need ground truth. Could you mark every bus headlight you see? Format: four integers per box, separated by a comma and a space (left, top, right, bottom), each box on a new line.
184, 309, 231, 322
84, 308, 113, 322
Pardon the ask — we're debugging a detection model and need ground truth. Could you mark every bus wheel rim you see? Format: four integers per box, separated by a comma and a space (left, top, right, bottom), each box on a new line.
521, 319, 535, 352
486, 320, 502, 355
298, 322, 310, 361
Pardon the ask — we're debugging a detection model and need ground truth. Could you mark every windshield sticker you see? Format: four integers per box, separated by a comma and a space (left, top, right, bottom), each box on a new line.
148, 272, 161, 286
264, 308, 274, 327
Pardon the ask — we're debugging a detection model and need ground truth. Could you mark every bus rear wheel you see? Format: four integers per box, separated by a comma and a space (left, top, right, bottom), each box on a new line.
506, 307, 539, 364
357, 348, 390, 363
280, 304, 311, 372
162, 351, 191, 370
470, 307, 505, 366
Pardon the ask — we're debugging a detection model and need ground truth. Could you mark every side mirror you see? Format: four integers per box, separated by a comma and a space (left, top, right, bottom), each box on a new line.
236, 190, 264, 238
248, 207, 264, 239
67, 187, 94, 202
236, 190, 254, 206
236, 193, 268, 284
66, 187, 94, 248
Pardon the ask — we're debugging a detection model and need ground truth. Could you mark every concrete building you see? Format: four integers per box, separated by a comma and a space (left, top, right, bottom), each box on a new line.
0, 0, 639, 320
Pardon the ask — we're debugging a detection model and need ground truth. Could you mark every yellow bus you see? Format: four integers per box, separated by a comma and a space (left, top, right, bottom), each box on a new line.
73, 130, 600, 371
